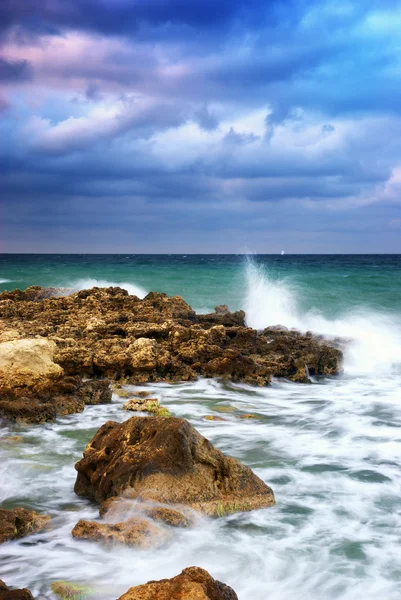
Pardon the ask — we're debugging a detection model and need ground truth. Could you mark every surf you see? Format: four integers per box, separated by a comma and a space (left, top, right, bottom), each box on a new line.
243, 257, 401, 376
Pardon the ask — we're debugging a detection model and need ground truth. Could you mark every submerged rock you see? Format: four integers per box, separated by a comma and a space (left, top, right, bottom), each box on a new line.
0, 508, 50, 544
0, 287, 342, 390
71, 517, 167, 548
0, 580, 34, 600
50, 581, 92, 600
99, 496, 193, 527
0, 337, 111, 423
74, 416, 275, 516
117, 567, 238, 600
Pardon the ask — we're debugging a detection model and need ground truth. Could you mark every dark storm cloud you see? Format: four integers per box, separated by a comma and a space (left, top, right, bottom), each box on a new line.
0, 56, 32, 81
1, 0, 401, 251
0, 0, 296, 38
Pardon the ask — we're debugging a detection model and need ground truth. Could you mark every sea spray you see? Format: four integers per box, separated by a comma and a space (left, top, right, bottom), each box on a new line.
243, 257, 401, 375
70, 278, 147, 299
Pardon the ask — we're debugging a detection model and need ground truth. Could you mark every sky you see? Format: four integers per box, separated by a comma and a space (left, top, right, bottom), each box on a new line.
1, 0, 401, 253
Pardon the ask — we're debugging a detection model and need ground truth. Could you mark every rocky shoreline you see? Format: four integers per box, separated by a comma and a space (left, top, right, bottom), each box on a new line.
0, 286, 344, 598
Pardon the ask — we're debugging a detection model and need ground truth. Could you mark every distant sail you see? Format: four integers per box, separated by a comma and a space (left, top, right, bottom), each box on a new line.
281, 250, 285, 255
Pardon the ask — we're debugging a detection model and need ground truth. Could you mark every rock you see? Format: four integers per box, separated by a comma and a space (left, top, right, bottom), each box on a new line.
0, 580, 34, 600
0, 373, 111, 424
74, 416, 275, 516
122, 397, 171, 417
117, 566, 238, 600
0, 286, 342, 387
0, 336, 112, 423
204, 415, 226, 422
122, 397, 160, 411
99, 496, 193, 527
0, 508, 50, 544
71, 517, 167, 548
0, 338, 63, 382
112, 387, 131, 398
238, 413, 258, 420
50, 581, 92, 600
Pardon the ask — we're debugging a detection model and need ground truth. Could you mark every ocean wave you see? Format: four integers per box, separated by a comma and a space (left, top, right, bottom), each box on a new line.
70, 278, 147, 299
0, 278, 11, 284
244, 258, 401, 376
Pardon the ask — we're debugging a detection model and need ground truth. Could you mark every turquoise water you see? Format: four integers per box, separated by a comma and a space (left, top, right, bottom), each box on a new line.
1, 254, 401, 599
1, 254, 401, 316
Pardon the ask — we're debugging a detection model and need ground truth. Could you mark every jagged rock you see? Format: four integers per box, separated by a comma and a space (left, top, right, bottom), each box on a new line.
72, 517, 167, 548
0, 336, 111, 423
117, 567, 238, 600
0, 508, 50, 543
74, 416, 275, 516
0, 580, 34, 600
0, 287, 342, 389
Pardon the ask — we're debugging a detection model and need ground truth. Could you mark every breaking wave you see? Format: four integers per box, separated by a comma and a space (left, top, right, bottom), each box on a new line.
244, 258, 401, 376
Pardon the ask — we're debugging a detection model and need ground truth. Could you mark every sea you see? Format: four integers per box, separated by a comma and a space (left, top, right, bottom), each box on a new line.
1, 254, 401, 599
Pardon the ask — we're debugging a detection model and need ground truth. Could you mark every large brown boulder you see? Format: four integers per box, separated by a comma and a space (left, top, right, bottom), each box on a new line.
74, 416, 274, 516
0, 580, 34, 600
0, 337, 111, 423
0, 286, 342, 387
117, 567, 238, 600
0, 508, 50, 544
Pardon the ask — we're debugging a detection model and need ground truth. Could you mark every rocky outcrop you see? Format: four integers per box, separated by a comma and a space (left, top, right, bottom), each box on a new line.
0, 337, 111, 423
74, 416, 275, 516
117, 567, 238, 600
72, 517, 167, 548
0, 508, 50, 544
0, 581, 34, 600
0, 287, 342, 388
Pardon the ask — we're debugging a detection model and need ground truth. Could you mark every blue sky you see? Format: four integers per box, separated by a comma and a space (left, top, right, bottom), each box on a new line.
1, 0, 401, 252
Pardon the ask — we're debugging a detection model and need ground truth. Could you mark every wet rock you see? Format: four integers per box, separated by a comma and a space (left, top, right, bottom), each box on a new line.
72, 517, 167, 548
117, 566, 238, 600
74, 416, 275, 516
0, 580, 34, 600
0, 508, 50, 543
99, 496, 193, 527
0, 286, 342, 388
0, 373, 111, 424
122, 397, 160, 411
122, 397, 171, 417
50, 581, 92, 600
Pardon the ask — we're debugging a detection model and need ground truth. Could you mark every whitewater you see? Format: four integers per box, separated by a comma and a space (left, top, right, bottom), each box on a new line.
1, 255, 401, 599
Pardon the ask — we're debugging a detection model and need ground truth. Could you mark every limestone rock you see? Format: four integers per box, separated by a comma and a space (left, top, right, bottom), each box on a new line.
117, 567, 238, 600
0, 508, 50, 544
0, 287, 342, 388
0, 338, 63, 383
74, 416, 275, 516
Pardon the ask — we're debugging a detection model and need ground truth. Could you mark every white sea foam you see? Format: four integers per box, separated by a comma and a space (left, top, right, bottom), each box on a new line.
244, 259, 401, 376
1, 260, 401, 599
0, 278, 11, 284
1, 377, 401, 599
70, 277, 147, 298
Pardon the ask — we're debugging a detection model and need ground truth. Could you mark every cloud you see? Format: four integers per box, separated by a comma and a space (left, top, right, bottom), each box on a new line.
0, 56, 32, 81
1, 0, 401, 251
